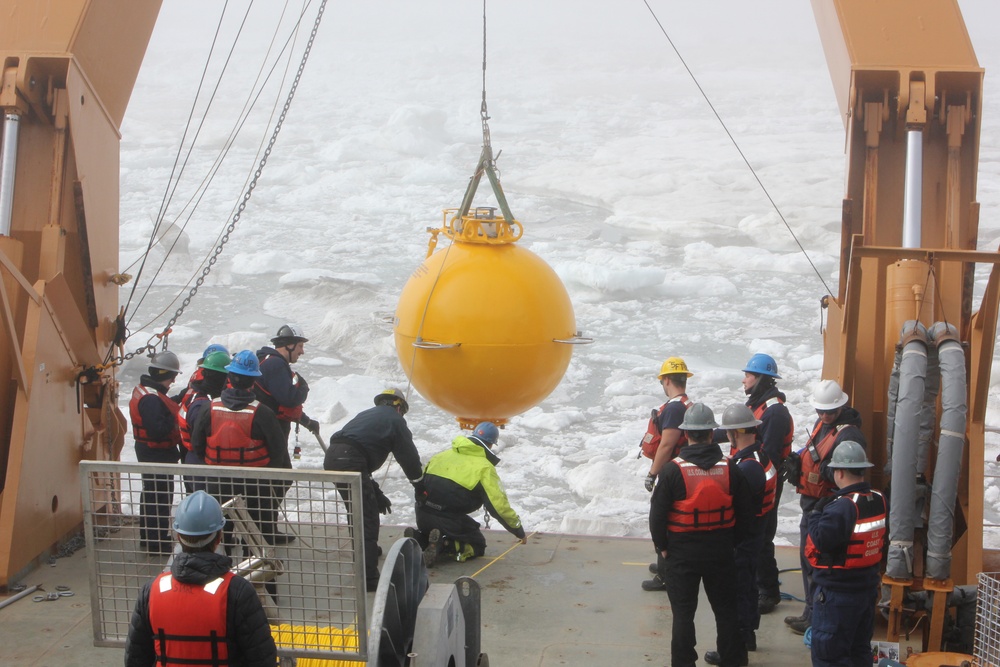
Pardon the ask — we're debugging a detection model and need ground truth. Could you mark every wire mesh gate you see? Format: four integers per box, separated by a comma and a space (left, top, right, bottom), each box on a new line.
80, 461, 369, 663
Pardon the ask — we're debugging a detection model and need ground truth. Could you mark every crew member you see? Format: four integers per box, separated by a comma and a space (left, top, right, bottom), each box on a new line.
641, 356, 693, 591
191, 350, 293, 546
805, 441, 886, 667
183, 343, 229, 394
706, 403, 775, 663
177, 350, 231, 493
323, 388, 424, 591
254, 323, 320, 448
124, 490, 277, 667
649, 403, 752, 667
130, 350, 184, 554
409, 422, 527, 567
740, 353, 795, 615
783, 379, 865, 635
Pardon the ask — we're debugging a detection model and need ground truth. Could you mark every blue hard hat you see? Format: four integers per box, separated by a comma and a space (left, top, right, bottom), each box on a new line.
471, 421, 500, 447
226, 349, 262, 377
201, 343, 229, 359
742, 353, 781, 379
172, 490, 225, 536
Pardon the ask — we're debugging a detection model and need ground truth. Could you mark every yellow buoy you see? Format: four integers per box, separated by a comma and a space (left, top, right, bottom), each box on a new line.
394, 207, 577, 427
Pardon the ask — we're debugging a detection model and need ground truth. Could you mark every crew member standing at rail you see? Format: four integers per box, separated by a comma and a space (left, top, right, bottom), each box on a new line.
192, 350, 293, 546
254, 324, 320, 452
649, 403, 752, 667
130, 350, 184, 554
409, 421, 527, 567
805, 441, 886, 667
324, 388, 425, 592
708, 404, 775, 663
640, 356, 693, 592
739, 353, 795, 615
124, 490, 277, 667
783, 379, 865, 636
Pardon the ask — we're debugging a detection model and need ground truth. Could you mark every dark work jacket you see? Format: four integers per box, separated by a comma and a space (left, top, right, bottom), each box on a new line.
731, 442, 767, 534
649, 441, 753, 559
124, 550, 277, 667
746, 384, 793, 465
190, 387, 292, 470
253, 346, 309, 418
807, 481, 886, 592
134, 375, 182, 444
325, 405, 423, 481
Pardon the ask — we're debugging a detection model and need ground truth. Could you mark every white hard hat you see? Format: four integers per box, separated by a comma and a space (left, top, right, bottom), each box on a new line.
810, 380, 849, 411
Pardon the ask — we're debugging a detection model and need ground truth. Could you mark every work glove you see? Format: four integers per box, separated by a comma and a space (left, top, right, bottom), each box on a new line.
375, 488, 392, 515
781, 451, 802, 487
412, 479, 428, 504
300, 416, 321, 437
644, 473, 657, 493
293, 372, 309, 391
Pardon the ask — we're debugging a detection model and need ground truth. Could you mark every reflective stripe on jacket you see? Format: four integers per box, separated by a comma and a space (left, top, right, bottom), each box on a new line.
748, 449, 777, 517
130, 385, 182, 449
205, 400, 270, 467
805, 491, 886, 570
148, 571, 233, 666
665, 459, 735, 532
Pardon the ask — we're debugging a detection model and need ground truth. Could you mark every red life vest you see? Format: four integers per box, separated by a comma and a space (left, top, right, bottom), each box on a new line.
176, 389, 202, 452
746, 449, 777, 517
665, 459, 736, 532
797, 422, 851, 499
751, 396, 795, 460
147, 571, 233, 666
130, 386, 182, 449
805, 491, 886, 570
204, 400, 271, 467
640, 394, 691, 460
254, 352, 304, 423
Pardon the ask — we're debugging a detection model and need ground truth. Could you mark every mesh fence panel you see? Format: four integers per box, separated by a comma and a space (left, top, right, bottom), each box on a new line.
975, 572, 1000, 666
81, 461, 368, 662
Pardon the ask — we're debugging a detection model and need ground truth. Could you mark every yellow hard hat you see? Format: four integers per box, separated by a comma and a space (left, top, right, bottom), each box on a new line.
658, 356, 693, 378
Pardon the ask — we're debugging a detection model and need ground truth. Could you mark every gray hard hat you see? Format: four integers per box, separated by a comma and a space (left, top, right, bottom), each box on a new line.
149, 350, 181, 374
678, 403, 719, 431
828, 441, 873, 469
720, 404, 761, 430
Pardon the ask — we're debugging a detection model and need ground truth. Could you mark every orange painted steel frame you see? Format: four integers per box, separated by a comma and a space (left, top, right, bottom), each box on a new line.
0, 1, 162, 587
812, 0, 994, 586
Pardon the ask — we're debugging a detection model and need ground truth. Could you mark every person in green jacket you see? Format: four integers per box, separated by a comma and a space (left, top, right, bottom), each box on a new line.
408, 422, 527, 567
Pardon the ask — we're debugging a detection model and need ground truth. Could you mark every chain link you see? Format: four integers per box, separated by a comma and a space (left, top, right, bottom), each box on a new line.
116, 0, 328, 366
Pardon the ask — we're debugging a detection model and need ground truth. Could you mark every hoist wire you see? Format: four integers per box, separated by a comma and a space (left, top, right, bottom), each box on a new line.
125, 3, 304, 339
640, 0, 834, 297
114, 0, 327, 365
123, 1, 301, 331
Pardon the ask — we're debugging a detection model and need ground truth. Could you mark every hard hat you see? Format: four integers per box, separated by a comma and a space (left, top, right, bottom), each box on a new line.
742, 353, 781, 379
678, 403, 719, 430
658, 356, 693, 378
201, 343, 229, 360
471, 421, 500, 447
172, 490, 225, 536
810, 379, 849, 411
827, 440, 873, 469
200, 350, 233, 374
374, 388, 409, 415
720, 404, 761, 430
225, 350, 263, 377
149, 350, 182, 374
271, 323, 308, 346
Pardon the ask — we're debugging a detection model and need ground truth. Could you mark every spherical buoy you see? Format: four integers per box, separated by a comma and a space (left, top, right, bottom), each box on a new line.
394, 209, 577, 426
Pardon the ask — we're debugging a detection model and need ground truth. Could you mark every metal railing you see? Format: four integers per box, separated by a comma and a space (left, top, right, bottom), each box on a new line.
80, 461, 368, 663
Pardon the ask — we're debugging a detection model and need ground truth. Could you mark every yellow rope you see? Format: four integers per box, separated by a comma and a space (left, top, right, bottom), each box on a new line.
467, 531, 535, 578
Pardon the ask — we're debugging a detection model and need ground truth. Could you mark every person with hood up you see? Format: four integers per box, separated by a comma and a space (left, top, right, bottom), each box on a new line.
407, 421, 527, 567
782, 379, 866, 636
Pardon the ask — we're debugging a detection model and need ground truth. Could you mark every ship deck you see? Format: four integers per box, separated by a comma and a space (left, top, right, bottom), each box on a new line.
1, 527, 915, 666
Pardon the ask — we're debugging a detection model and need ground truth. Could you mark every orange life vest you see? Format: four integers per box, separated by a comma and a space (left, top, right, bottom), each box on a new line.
805, 491, 886, 570
640, 394, 691, 460
204, 400, 270, 467
665, 459, 736, 532
797, 422, 850, 499
739, 448, 777, 517
129, 385, 182, 449
254, 351, 304, 423
751, 396, 795, 460
147, 571, 233, 666
176, 389, 203, 452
